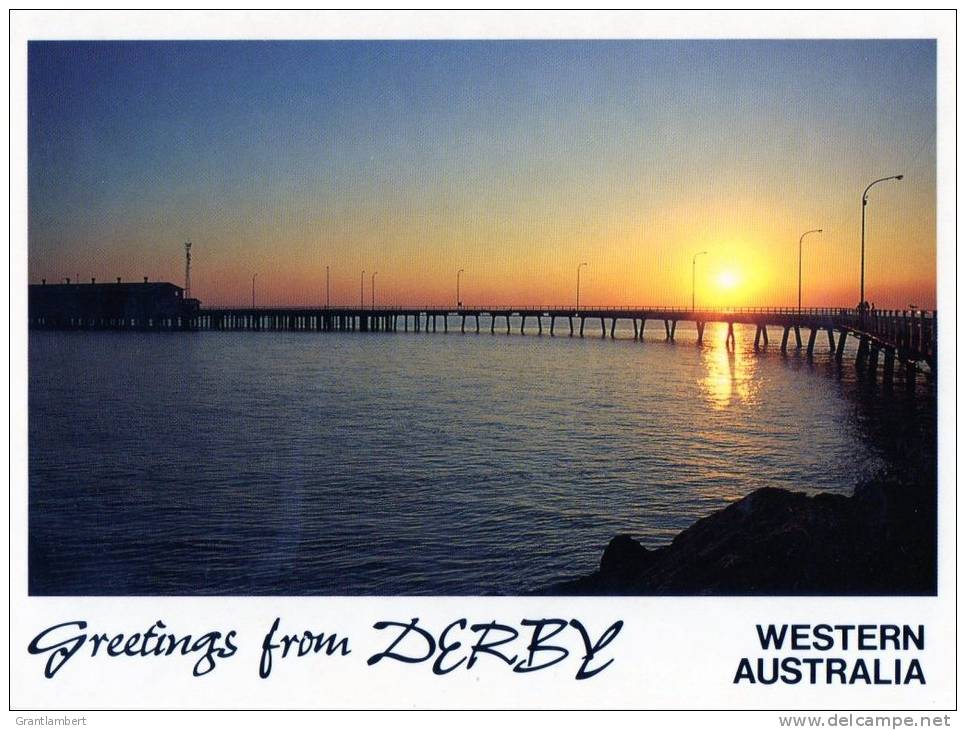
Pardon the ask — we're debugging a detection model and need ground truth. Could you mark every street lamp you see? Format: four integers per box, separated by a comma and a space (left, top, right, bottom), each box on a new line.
371, 271, 377, 309
576, 262, 588, 310
360, 270, 365, 308
861, 174, 903, 309
798, 229, 823, 312
457, 268, 464, 308
692, 251, 708, 311
326, 265, 330, 308
251, 273, 257, 309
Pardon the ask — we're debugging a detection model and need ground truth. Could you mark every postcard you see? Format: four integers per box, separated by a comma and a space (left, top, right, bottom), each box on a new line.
8, 9, 956, 721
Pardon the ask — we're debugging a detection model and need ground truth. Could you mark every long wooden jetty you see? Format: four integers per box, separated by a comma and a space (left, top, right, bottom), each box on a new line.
27, 281, 937, 389
186, 305, 935, 387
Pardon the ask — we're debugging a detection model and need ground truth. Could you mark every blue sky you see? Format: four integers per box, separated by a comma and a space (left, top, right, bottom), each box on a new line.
28, 40, 935, 307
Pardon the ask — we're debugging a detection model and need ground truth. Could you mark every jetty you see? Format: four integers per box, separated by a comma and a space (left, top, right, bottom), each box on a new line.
27, 281, 937, 388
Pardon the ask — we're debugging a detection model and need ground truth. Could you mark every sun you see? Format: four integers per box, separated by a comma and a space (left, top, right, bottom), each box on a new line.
717, 270, 740, 290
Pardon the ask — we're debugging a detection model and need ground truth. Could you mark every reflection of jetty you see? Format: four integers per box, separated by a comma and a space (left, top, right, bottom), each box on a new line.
27, 283, 936, 387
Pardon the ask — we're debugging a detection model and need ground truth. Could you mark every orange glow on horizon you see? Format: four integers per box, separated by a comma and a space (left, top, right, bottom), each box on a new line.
42, 207, 934, 311
27, 43, 936, 311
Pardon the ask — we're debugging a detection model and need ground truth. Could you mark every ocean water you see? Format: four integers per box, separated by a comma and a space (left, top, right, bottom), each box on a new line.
28, 321, 932, 595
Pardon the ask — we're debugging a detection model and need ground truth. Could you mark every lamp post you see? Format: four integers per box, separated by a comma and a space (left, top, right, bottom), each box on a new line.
326, 265, 330, 308
692, 251, 708, 311
861, 175, 903, 309
251, 273, 257, 309
371, 271, 377, 309
457, 268, 464, 308
576, 262, 587, 310
798, 229, 823, 312
360, 270, 365, 308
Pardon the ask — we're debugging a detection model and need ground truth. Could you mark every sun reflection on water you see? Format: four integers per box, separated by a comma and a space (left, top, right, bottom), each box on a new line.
699, 323, 760, 409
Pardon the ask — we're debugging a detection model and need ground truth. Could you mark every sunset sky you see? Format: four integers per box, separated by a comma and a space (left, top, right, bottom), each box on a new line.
28, 40, 936, 308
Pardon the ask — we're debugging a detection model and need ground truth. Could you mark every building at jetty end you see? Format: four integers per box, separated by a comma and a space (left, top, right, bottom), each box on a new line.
28, 279, 200, 330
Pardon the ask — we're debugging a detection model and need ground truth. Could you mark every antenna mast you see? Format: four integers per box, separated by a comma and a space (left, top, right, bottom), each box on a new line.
184, 240, 192, 298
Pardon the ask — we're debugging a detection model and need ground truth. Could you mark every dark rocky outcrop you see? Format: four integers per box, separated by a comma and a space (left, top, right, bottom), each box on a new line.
548, 471, 936, 596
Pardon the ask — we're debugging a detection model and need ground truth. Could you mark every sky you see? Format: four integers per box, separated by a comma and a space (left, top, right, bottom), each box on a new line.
28, 40, 936, 308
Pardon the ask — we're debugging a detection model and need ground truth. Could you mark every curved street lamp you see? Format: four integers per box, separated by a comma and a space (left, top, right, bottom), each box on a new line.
692, 251, 708, 311
251, 273, 257, 309
360, 270, 365, 308
861, 175, 903, 309
576, 262, 588, 310
457, 268, 464, 308
371, 271, 378, 309
798, 229, 823, 312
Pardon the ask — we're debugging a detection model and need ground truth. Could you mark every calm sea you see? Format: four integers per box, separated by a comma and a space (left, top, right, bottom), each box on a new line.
28, 321, 933, 595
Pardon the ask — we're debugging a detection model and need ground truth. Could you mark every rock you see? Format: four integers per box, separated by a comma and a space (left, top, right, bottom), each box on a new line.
600, 534, 652, 575
548, 471, 935, 596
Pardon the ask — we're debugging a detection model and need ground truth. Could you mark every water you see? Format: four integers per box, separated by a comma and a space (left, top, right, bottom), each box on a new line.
28, 321, 933, 595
